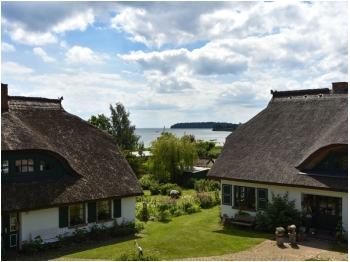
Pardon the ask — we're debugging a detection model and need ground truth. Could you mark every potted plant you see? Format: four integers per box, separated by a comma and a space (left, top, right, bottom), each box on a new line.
287, 224, 296, 234
298, 227, 306, 242
275, 227, 285, 236
275, 227, 285, 246
288, 224, 297, 246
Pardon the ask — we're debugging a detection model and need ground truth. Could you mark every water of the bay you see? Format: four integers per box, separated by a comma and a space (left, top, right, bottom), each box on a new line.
135, 128, 232, 147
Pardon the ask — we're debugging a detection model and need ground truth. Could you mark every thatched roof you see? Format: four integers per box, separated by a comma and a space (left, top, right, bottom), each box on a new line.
1, 93, 143, 213
195, 157, 214, 167
207, 87, 348, 192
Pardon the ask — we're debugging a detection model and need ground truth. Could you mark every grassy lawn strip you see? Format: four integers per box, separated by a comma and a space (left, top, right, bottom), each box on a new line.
63, 206, 272, 260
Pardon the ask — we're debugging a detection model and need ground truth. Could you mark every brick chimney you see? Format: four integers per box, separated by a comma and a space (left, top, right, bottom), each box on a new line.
332, 82, 348, 94
1, 83, 9, 113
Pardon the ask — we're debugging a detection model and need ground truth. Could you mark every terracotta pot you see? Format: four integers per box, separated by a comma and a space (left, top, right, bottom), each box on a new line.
289, 233, 297, 246
276, 235, 284, 246
298, 234, 306, 242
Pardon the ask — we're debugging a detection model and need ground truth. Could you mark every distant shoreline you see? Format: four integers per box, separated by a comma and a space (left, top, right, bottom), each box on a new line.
170, 122, 239, 131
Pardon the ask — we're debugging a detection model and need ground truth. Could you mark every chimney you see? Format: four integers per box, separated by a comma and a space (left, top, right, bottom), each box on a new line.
332, 82, 348, 94
1, 83, 9, 113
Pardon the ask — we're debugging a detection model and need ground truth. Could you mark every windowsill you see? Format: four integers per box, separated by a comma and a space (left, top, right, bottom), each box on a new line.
232, 206, 256, 212
96, 218, 115, 224
68, 223, 88, 229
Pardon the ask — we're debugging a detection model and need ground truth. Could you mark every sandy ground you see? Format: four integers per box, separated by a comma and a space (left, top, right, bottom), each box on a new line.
179, 237, 348, 261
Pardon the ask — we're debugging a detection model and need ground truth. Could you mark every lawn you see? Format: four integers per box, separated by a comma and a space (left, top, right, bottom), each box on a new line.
60, 205, 272, 260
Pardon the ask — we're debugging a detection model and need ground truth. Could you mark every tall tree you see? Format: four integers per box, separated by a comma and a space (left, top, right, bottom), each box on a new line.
88, 102, 140, 151
150, 133, 198, 183
88, 114, 113, 135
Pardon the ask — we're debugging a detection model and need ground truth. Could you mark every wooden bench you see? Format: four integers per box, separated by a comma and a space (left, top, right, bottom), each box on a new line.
230, 214, 256, 230
30, 228, 60, 243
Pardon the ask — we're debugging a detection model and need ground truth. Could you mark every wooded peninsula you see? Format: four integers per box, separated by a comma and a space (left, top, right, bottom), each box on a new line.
170, 122, 240, 131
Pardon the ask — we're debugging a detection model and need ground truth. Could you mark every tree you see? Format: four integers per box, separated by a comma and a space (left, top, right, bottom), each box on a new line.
194, 141, 216, 157
109, 103, 140, 150
88, 114, 113, 135
150, 133, 198, 183
88, 102, 140, 151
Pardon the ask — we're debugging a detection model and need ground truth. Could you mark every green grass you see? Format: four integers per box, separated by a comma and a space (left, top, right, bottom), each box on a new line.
62, 206, 272, 260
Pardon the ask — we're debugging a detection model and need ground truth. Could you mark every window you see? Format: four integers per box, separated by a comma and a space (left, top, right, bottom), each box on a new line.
314, 152, 348, 171
1, 160, 9, 174
15, 159, 34, 173
40, 161, 51, 171
222, 184, 232, 205
234, 186, 256, 209
69, 204, 85, 226
334, 154, 347, 170
97, 200, 111, 220
257, 188, 268, 210
10, 213, 17, 232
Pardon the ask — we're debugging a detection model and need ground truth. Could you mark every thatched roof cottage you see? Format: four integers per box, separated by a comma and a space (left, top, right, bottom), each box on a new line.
208, 82, 348, 234
1, 83, 143, 251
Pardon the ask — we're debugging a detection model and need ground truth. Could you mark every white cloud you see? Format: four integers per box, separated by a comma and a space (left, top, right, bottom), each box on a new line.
1, 42, 16, 52
1, 62, 34, 75
60, 40, 68, 49
52, 9, 95, 33
64, 46, 110, 65
2, 18, 57, 45
33, 47, 56, 63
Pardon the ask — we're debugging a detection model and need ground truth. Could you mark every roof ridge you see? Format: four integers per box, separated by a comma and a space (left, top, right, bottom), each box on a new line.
271, 88, 330, 97
9, 96, 62, 103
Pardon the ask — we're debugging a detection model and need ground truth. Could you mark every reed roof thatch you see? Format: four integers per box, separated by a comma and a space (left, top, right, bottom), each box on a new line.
1, 95, 143, 213
207, 88, 348, 192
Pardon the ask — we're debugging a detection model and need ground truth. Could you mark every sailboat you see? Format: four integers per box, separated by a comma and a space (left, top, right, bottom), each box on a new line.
161, 126, 165, 134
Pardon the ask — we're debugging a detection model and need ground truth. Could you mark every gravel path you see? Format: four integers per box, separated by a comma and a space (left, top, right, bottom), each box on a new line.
179, 237, 348, 261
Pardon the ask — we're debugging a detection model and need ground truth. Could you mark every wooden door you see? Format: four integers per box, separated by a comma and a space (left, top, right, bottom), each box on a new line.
1, 213, 18, 251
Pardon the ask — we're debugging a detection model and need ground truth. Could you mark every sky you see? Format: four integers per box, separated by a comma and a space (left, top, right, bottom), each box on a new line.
1, 1, 348, 128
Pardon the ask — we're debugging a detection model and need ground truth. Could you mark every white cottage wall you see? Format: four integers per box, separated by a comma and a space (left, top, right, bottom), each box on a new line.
20, 208, 59, 248
18, 197, 137, 250
220, 180, 348, 232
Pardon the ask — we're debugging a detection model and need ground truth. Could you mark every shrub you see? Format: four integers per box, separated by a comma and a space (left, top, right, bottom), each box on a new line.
149, 181, 161, 195
196, 192, 215, 208
207, 146, 222, 158
159, 183, 182, 196
55, 232, 69, 248
117, 249, 161, 261
182, 177, 197, 189
194, 179, 220, 192
72, 227, 89, 243
89, 223, 109, 241
255, 192, 302, 232
22, 236, 44, 255
139, 175, 153, 190
110, 219, 138, 238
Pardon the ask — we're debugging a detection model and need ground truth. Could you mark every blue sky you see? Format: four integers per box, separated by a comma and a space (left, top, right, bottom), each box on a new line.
1, 1, 348, 128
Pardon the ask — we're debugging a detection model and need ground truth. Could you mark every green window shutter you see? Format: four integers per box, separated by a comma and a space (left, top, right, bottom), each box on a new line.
257, 188, 268, 210
88, 202, 97, 223
114, 199, 122, 218
59, 206, 69, 228
222, 184, 232, 206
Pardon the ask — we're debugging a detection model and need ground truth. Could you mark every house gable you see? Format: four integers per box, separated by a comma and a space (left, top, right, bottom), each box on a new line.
207, 83, 348, 192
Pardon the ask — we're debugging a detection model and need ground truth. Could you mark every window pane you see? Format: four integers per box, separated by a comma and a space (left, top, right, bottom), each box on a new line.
98, 200, 111, 220
28, 159, 34, 165
22, 166, 27, 172
28, 166, 34, 172
70, 204, 84, 225
22, 159, 27, 165
16, 160, 21, 166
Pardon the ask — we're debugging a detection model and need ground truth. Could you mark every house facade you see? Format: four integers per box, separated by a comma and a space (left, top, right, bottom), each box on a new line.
207, 82, 348, 234
1, 84, 144, 251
